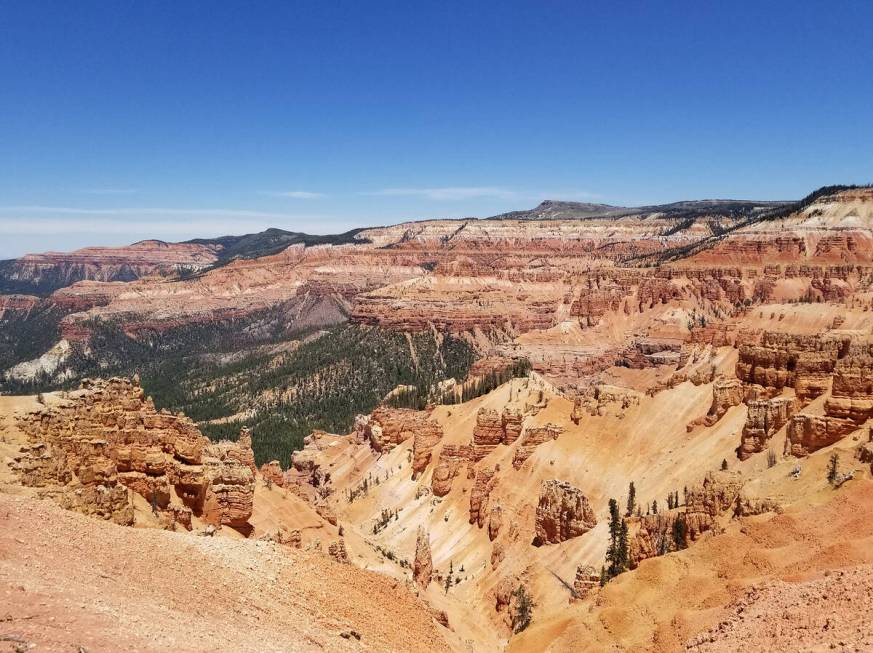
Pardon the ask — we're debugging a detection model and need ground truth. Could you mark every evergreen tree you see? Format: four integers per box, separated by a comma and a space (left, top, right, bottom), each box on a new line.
604, 498, 630, 582
625, 481, 636, 518
651, 499, 658, 514
512, 585, 534, 634
827, 452, 840, 485
672, 514, 688, 551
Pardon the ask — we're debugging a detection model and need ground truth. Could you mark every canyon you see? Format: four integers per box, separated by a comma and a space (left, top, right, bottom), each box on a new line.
2, 185, 873, 652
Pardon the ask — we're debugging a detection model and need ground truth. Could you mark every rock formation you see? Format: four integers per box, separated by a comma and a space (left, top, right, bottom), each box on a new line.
472, 409, 505, 462
328, 539, 350, 564
469, 466, 497, 528
630, 471, 743, 567
471, 407, 526, 461
359, 407, 442, 457
487, 504, 503, 541
572, 565, 600, 601
785, 414, 857, 457
738, 396, 797, 459
411, 419, 445, 479
512, 423, 563, 469
259, 460, 285, 487
705, 377, 744, 425
533, 480, 596, 545
413, 526, 433, 590
13, 377, 255, 531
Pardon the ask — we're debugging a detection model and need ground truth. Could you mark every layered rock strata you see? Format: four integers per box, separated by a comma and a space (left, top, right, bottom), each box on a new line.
12, 377, 255, 531
533, 480, 596, 545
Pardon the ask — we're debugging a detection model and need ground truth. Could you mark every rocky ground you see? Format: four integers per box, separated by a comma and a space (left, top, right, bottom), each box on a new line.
0, 493, 448, 653
687, 566, 873, 652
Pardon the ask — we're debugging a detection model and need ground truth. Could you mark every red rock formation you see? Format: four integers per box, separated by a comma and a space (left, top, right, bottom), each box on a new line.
361, 407, 439, 455
472, 408, 504, 462
431, 444, 471, 497
411, 418, 444, 479
571, 565, 600, 601
259, 460, 285, 487
533, 479, 596, 545
413, 526, 433, 590
824, 356, 873, 423
469, 467, 497, 528
501, 408, 524, 444
630, 471, 742, 567
785, 414, 857, 457
738, 396, 797, 460
488, 504, 503, 541
13, 377, 255, 532
511, 423, 563, 469
328, 539, 350, 564
701, 377, 744, 427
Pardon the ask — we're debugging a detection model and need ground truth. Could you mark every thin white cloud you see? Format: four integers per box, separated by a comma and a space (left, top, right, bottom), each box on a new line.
0, 206, 304, 220
362, 187, 514, 201
0, 206, 345, 239
361, 187, 601, 201
78, 188, 139, 195
262, 191, 326, 199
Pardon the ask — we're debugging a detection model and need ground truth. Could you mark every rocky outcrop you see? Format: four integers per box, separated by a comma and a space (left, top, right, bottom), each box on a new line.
785, 414, 857, 457
233, 427, 257, 475
431, 444, 472, 497
533, 480, 596, 545
471, 407, 526, 461
328, 539, 350, 564
733, 495, 782, 517
259, 460, 285, 487
360, 407, 441, 456
824, 356, 873, 423
736, 332, 841, 394
488, 504, 503, 541
705, 377, 744, 425
201, 440, 256, 529
411, 419, 445, 479
413, 526, 433, 590
630, 471, 743, 567
511, 423, 563, 469
572, 565, 600, 601
501, 408, 524, 444
738, 396, 797, 459
469, 467, 497, 528
13, 377, 255, 532
472, 409, 504, 462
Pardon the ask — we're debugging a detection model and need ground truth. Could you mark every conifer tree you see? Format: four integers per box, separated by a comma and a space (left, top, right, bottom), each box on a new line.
625, 481, 636, 517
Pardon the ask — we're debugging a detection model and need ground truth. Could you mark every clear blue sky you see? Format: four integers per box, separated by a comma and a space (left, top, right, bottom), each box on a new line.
1, 1, 871, 257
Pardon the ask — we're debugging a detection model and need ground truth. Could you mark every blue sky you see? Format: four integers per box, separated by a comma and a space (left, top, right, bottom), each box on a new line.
1, 1, 871, 257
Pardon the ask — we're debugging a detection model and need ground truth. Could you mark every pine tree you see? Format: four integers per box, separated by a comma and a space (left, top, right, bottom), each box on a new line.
604, 498, 630, 582
721, 458, 729, 471
672, 514, 688, 551
652, 499, 658, 514
625, 481, 636, 517
512, 585, 534, 634
827, 452, 840, 485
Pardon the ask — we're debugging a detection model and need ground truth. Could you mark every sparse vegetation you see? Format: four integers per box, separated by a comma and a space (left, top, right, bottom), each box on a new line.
512, 585, 534, 634
602, 498, 629, 584
625, 481, 636, 517
827, 453, 840, 485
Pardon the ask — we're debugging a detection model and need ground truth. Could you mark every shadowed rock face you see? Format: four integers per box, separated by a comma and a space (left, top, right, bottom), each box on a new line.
431, 444, 472, 497
13, 376, 255, 531
533, 479, 596, 545
413, 526, 433, 590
